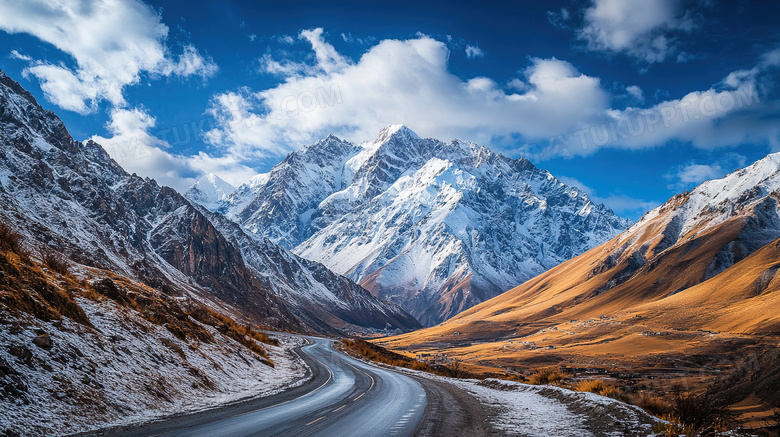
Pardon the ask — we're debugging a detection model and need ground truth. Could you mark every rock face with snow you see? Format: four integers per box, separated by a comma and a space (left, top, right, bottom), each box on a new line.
215, 125, 631, 325
200, 209, 420, 333
185, 173, 236, 211
0, 68, 417, 334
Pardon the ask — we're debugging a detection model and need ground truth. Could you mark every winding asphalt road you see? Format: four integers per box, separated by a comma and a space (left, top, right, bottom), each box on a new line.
75, 336, 494, 437
89, 337, 434, 437
169, 337, 426, 436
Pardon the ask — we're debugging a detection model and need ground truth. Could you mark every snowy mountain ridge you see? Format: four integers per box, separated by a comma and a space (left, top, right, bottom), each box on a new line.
0, 68, 417, 335
202, 125, 632, 325
632, 151, 780, 239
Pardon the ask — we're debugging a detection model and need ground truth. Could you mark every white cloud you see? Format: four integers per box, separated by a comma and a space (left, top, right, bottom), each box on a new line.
547, 8, 571, 30
465, 45, 484, 59
341, 32, 375, 45
675, 163, 724, 184
208, 28, 610, 159
577, 0, 697, 65
207, 29, 780, 165
625, 85, 644, 102
260, 28, 350, 77
547, 54, 780, 157
161, 45, 218, 78
9, 50, 32, 61
666, 154, 747, 190
0, 0, 217, 114
275, 35, 295, 45
91, 108, 255, 191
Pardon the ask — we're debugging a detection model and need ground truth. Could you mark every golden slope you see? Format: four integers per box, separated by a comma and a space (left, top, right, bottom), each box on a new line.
377, 193, 780, 365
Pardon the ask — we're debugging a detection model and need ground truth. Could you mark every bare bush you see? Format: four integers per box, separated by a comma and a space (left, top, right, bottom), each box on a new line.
41, 249, 69, 275
529, 367, 567, 385
0, 222, 23, 253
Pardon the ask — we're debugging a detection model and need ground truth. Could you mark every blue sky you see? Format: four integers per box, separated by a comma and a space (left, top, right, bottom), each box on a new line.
1, 0, 779, 220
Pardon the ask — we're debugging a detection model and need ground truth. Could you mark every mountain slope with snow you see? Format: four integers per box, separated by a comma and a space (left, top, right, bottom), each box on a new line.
381, 150, 780, 351
200, 208, 420, 334
0, 68, 417, 334
219, 125, 631, 325
185, 173, 236, 211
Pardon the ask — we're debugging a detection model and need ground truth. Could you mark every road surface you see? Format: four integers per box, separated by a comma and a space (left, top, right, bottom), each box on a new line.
75, 336, 494, 437
99, 337, 429, 436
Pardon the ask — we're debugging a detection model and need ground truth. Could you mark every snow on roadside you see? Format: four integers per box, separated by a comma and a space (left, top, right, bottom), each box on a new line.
448, 379, 591, 436
350, 355, 660, 436
449, 378, 659, 437
0, 297, 309, 437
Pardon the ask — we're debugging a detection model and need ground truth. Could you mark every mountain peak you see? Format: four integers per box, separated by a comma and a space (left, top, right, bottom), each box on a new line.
376, 124, 420, 143
185, 173, 236, 211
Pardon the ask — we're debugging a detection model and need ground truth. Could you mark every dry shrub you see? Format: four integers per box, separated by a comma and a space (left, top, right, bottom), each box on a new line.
0, 244, 91, 327
41, 249, 69, 275
635, 393, 668, 417
0, 222, 23, 253
654, 385, 732, 436
187, 305, 276, 362
338, 338, 477, 379
575, 379, 622, 399
529, 367, 567, 385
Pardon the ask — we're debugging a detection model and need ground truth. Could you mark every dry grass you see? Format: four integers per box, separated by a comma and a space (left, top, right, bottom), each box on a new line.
339, 338, 476, 379
528, 367, 567, 385
0, 233, 91, 327
0, 222, 23, 253
41, 249, 69, 275
187, 305, 277, 364
1, 233, 275, 365
634, 393, 668, 417
574, 379, 622, 399
653, 386, 733, 436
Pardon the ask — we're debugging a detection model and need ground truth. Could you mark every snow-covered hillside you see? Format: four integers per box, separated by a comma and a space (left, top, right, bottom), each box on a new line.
211, 125, 631, 325
630, 151, 780, 243
0, 248, 307, 437
0, 68, 417, 335
200, 208, 420, 334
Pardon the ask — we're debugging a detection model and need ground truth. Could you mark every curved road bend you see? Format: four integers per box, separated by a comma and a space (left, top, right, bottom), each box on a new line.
99, 337, 429, 437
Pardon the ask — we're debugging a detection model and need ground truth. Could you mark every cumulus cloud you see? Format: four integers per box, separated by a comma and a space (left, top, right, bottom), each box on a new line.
465, 45, 484, 59
577, 0, 698, 65
676, 163, 725, 183
539, 53, 780, 159
0, 0, 218, 114
91, 107, 255, 191
625, 85, 644, 102
207, 28, 780, 166
666, 153, 747, 190
206, 28, 610, 160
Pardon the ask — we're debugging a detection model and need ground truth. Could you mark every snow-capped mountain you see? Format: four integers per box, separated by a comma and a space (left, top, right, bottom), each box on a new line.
385, 149, 780, 349
185, 173, 236, 211
0, 68, 416, 334
633, 152, 780, 256
213, 125, 631, 325
200, 209, 419, 333
611, 150, 780, 282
